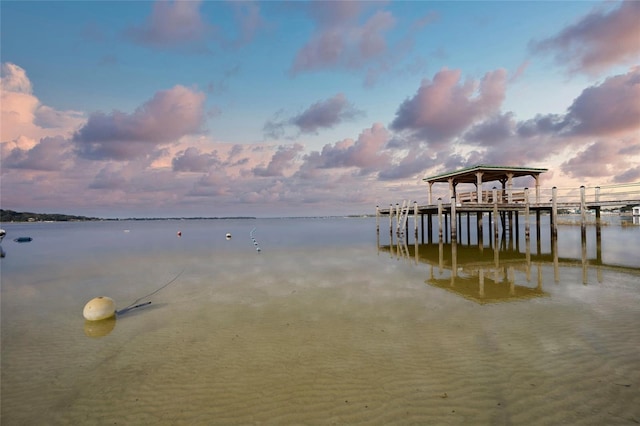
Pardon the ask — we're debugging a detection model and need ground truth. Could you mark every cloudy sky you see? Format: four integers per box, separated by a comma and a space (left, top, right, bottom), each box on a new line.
1, 1, 639, 218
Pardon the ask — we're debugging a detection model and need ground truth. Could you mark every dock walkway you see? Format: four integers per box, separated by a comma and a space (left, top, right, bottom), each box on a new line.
377, 181, 640, 243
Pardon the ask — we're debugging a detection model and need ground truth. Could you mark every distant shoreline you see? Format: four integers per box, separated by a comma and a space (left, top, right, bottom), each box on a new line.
0, 209, 374, 223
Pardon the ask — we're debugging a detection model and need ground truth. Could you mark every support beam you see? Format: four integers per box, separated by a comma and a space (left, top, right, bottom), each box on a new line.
428, 182, 434, 205
506, 172, 514, 203
476, 171, 484, 203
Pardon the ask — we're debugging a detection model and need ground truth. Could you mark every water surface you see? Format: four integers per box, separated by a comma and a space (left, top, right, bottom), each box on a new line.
1, 218, 639, 424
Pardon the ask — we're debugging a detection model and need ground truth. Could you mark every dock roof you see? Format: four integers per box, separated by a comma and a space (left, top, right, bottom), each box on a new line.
423, 164, 547, 184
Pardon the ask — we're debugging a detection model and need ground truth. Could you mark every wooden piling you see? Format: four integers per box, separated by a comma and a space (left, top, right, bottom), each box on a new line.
414, 201, 419, 238
493, 188, 499, 242
451, 197, 457, 242
437, 198, 443, 242
580, 185, 586, 233
551, 187, 558, 239
524, 188, 530, 237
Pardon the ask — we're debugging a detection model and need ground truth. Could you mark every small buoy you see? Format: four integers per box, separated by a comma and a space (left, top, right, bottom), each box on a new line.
226, 233, 232, 240
256, 247, 261, 252
177, 231, 182, 237
83, 296, 116, 321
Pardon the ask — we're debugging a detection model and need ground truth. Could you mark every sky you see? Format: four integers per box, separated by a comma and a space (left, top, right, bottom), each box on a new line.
1, 0, 639, 218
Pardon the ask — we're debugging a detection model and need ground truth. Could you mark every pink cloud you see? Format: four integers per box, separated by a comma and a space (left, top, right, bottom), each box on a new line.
253, 144, 304, 177
464, 113, 515, 145
378, 148, 438, 181
292, 93, 363, 134
73, 85, 206, 161
172, 147, 222, 173
125, 0, 215, 51
290, 4, 396, 74
561, 138, 640, 180
448, 68, 640, 179
2, 136, 73, 172
390, 68, 507, 145
531, 1, 640, 74
562, 66, 640, 136
1, 63, 84, 142
0, 63, 32, 93
264, 93, 363, 138
615, 166, 640, 183
514, 67, 640, 139
300, 123, 391, 175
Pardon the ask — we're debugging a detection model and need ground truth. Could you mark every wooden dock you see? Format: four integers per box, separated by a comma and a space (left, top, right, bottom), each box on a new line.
376, 165, 640, 244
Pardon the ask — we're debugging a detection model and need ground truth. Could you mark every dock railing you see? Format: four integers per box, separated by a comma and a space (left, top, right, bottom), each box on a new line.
455, 182, 640, 207
535, 183, 640, 207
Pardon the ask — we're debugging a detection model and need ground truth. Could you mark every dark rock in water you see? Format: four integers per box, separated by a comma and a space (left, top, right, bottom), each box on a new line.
13, 237, 33, 243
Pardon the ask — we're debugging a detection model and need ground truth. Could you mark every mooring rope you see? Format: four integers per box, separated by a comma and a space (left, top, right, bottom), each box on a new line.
116, 267, 186, 315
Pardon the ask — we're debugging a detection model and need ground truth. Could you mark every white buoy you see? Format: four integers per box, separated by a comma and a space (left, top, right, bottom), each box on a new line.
83, 296, 116, 321
226, 233, 232, 240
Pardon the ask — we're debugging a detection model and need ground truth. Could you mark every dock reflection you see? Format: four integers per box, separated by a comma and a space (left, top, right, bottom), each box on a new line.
405, 239, 546, 304
427, 240, 546, 304
378, 231, 640, 303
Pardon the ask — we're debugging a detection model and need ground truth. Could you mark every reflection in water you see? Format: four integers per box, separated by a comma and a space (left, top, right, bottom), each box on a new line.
379, 228, 640, 303
83, 317, 117, 338
422, 240, 545, 304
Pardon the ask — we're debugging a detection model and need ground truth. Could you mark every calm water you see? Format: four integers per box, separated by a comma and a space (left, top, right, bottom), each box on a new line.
1, 217, 639, 425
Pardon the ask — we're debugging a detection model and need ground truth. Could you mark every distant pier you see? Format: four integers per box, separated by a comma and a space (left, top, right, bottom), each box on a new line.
376, 165, 640, 245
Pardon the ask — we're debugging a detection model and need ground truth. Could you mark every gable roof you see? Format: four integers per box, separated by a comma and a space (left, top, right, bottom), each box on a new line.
423, 164, 548, 184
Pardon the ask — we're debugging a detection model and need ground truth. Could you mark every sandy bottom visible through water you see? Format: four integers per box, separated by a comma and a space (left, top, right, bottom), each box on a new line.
1, 247, 639, 425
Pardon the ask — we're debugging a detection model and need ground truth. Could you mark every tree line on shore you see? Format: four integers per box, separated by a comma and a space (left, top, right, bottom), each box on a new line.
0, 209, 101, 222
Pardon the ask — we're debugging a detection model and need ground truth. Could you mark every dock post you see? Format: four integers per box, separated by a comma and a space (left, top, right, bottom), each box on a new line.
427, 213, 433, 243
551, 187, 558, 239
524, 188, 530, 238
376, 205, 380, 233
478, 212, 484, 249
580, 185, 587, 235
396, 203, 401, 235
451, 197, 457, 242
444, 210, 449, 243
581, 226, 588, 285
508, 211, 514, 242
595, 206, 601, 240
437, 198, 443, 242
514, 211, 519, 248
489, 214, 494, 249
493, 188, 499, 243
414, 201, 419, 239
389, 204, 394, 238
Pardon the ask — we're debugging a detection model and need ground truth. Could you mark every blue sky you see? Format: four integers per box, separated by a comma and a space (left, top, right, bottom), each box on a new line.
1, 1, 639, 217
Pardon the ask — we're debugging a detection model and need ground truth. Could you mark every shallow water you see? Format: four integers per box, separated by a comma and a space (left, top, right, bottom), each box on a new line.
1, 218, 639, 425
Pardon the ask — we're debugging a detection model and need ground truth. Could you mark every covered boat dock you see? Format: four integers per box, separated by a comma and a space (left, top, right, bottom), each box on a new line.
377, 164, 640, 245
